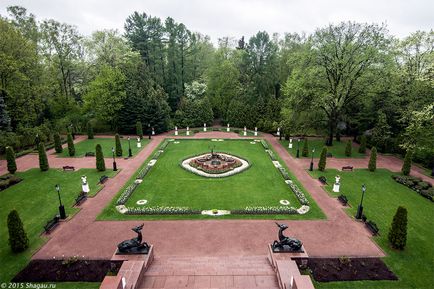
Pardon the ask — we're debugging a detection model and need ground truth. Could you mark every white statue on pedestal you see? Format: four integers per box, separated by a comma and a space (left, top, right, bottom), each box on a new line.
152, 128, 155, 135
333, 175, 341, 193
81, 175, 90, 193
174, 126, 178, 136
204, 123, 207, 132
227, 123, 230, 132
277, 127, 281, 136
289, 138, 293, 149
254, 127, 258, 136
137, 137, 141, 148
186, 126, 190, 136
243, 126, 247, 136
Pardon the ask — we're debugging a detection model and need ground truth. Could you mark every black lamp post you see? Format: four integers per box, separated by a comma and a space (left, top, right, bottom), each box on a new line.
112, 147, 117, 171
55, 184, 67, 219
296, 138, 300, 158
309, 148, 315, 171
148, 123, 151, 139
128, 137, 132, 157
355, 184, 367, 219
279, 128, 282, 141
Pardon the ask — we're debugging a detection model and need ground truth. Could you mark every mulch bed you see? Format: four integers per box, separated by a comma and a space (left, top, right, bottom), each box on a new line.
12, 259, 123, 282
296, 257, 398, 282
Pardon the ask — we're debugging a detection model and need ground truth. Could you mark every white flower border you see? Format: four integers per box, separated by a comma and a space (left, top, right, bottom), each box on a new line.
181, 153, 250, 178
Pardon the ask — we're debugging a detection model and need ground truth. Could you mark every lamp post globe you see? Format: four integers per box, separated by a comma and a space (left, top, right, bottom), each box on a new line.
55, 184, 66, 219
112, 147, 117, 171
355, 184, 366, 219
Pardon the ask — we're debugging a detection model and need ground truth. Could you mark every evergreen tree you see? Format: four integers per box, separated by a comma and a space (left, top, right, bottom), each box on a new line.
96, 144, 105, 171
54, 132, 63, 153
318, 147, 327, 171
401, 149, 413, 176
87, 121, 94, 139
7, 210, 29, 253
6, 146, 17, 174
38, 143, 49, 171
359, 135, 367, 153
115, 134, 122, 157
136, 121, 143, 139
345, 140, 352, 157
368, 147, 377, 172
388, 206, 408, 250
67, 133, 75, 156
302, 138, 309, 157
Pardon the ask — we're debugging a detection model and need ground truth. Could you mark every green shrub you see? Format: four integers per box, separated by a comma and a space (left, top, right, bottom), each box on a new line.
6, 146, 17, 174
136, 121, 143, 139
388, 206, 408, 250
345, 140, 352, 157
302, 138, 309, 157
368, 147, 377, 172
359, 135, 367, 153
115, 134, 122, 157
401, 149, 412, 176
54, 132, 63, 153
318, 147, 327, 171
96, 144, 105, 171
38, 143, 49, 171
87, 122, 94, 139
67, 133, 75, 156
7, 210, 29, 253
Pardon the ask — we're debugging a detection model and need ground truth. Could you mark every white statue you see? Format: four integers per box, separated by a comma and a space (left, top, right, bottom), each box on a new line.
137, 137, 141, 148
203, 123, 207, 132
186, 126, 190, 136
227, 123, 230, 132
254, 127, 258, 136
243, 126, 247, 136
289, 138, 293, 149
175, 126, 178, 136
333, 175, 341, 193
277, 127, 281, 136
81, 175, 90, 193
152, 128, 155, 135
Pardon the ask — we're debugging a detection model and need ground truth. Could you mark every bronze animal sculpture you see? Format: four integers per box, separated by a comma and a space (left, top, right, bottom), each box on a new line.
272, 222, 303, 252
117, 224, 150, 254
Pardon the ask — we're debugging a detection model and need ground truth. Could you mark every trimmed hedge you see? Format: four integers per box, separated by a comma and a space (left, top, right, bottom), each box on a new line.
392, 175, 433, 201
6, 146, 17, 174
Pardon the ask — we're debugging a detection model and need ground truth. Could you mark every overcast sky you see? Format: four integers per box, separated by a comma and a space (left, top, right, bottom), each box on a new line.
1, 0, 433, 43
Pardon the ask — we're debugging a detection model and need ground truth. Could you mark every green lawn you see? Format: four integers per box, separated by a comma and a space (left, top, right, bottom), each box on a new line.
281, 138, 365, 158
100, 139, 324, 220
309, 169, 434, 289
57, 137, 148, 158
0, 168, 115, 283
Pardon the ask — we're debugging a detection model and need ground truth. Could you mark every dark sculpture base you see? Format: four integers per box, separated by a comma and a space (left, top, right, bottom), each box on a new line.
272, 245, 304, 253
115, 246, 149, 255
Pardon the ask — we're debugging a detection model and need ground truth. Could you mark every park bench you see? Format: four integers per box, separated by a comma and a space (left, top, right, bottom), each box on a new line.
63, 166, 75, 171
337, 194, 348, 205
44, 215, 60, 234
365, 220, 379, 236
342, 166, 353, 171
74, 192, 87, 206
326, 152, 333, 158
318, 176, 327, 185
99, 175, 109, 184
85, 152, 95, 157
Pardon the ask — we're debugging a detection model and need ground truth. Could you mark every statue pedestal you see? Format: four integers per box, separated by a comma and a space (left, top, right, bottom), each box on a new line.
227, 128, 230, 132
175, 131, 178, 136
333, 183, 340, 193
82, 184, 90, 193
289, 144, 293, 149
137, 143, 141, 148
186, 131, 190, 136
243, 131, 247, 136
254, 132, 258, 136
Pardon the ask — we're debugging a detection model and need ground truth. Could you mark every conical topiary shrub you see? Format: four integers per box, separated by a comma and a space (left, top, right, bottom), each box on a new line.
54, 132, 63, 153
96, 144, 105, 171
368, 147, 377, 172
87, 121, 94, 139
302, 138, 309, 157
136, 121, 143, 139
359, 135, 367, 154
345, 140, 352, 157
115, 134, 122, 157
6, 146, 17, 174
67, 133, 75, 156
318, 147, 327, 171
388, 206, 408, 250
401, 149, 412, 176
7, 210, 29, 253
38, 143, 49, 171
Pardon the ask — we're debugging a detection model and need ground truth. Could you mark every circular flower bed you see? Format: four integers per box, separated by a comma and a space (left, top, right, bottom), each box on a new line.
280, 199, 290, 206
136, 199, 148, 205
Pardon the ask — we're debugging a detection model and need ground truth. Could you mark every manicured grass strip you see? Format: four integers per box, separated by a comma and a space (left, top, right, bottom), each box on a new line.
57, 138, 148, 158
99, 139, 324, 220
280, 139, 365, 158
0, 169, 116, 282
309, 169, 434, 289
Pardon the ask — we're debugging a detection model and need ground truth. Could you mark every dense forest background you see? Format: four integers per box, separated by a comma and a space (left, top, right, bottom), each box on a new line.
0, 6, 433, 168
